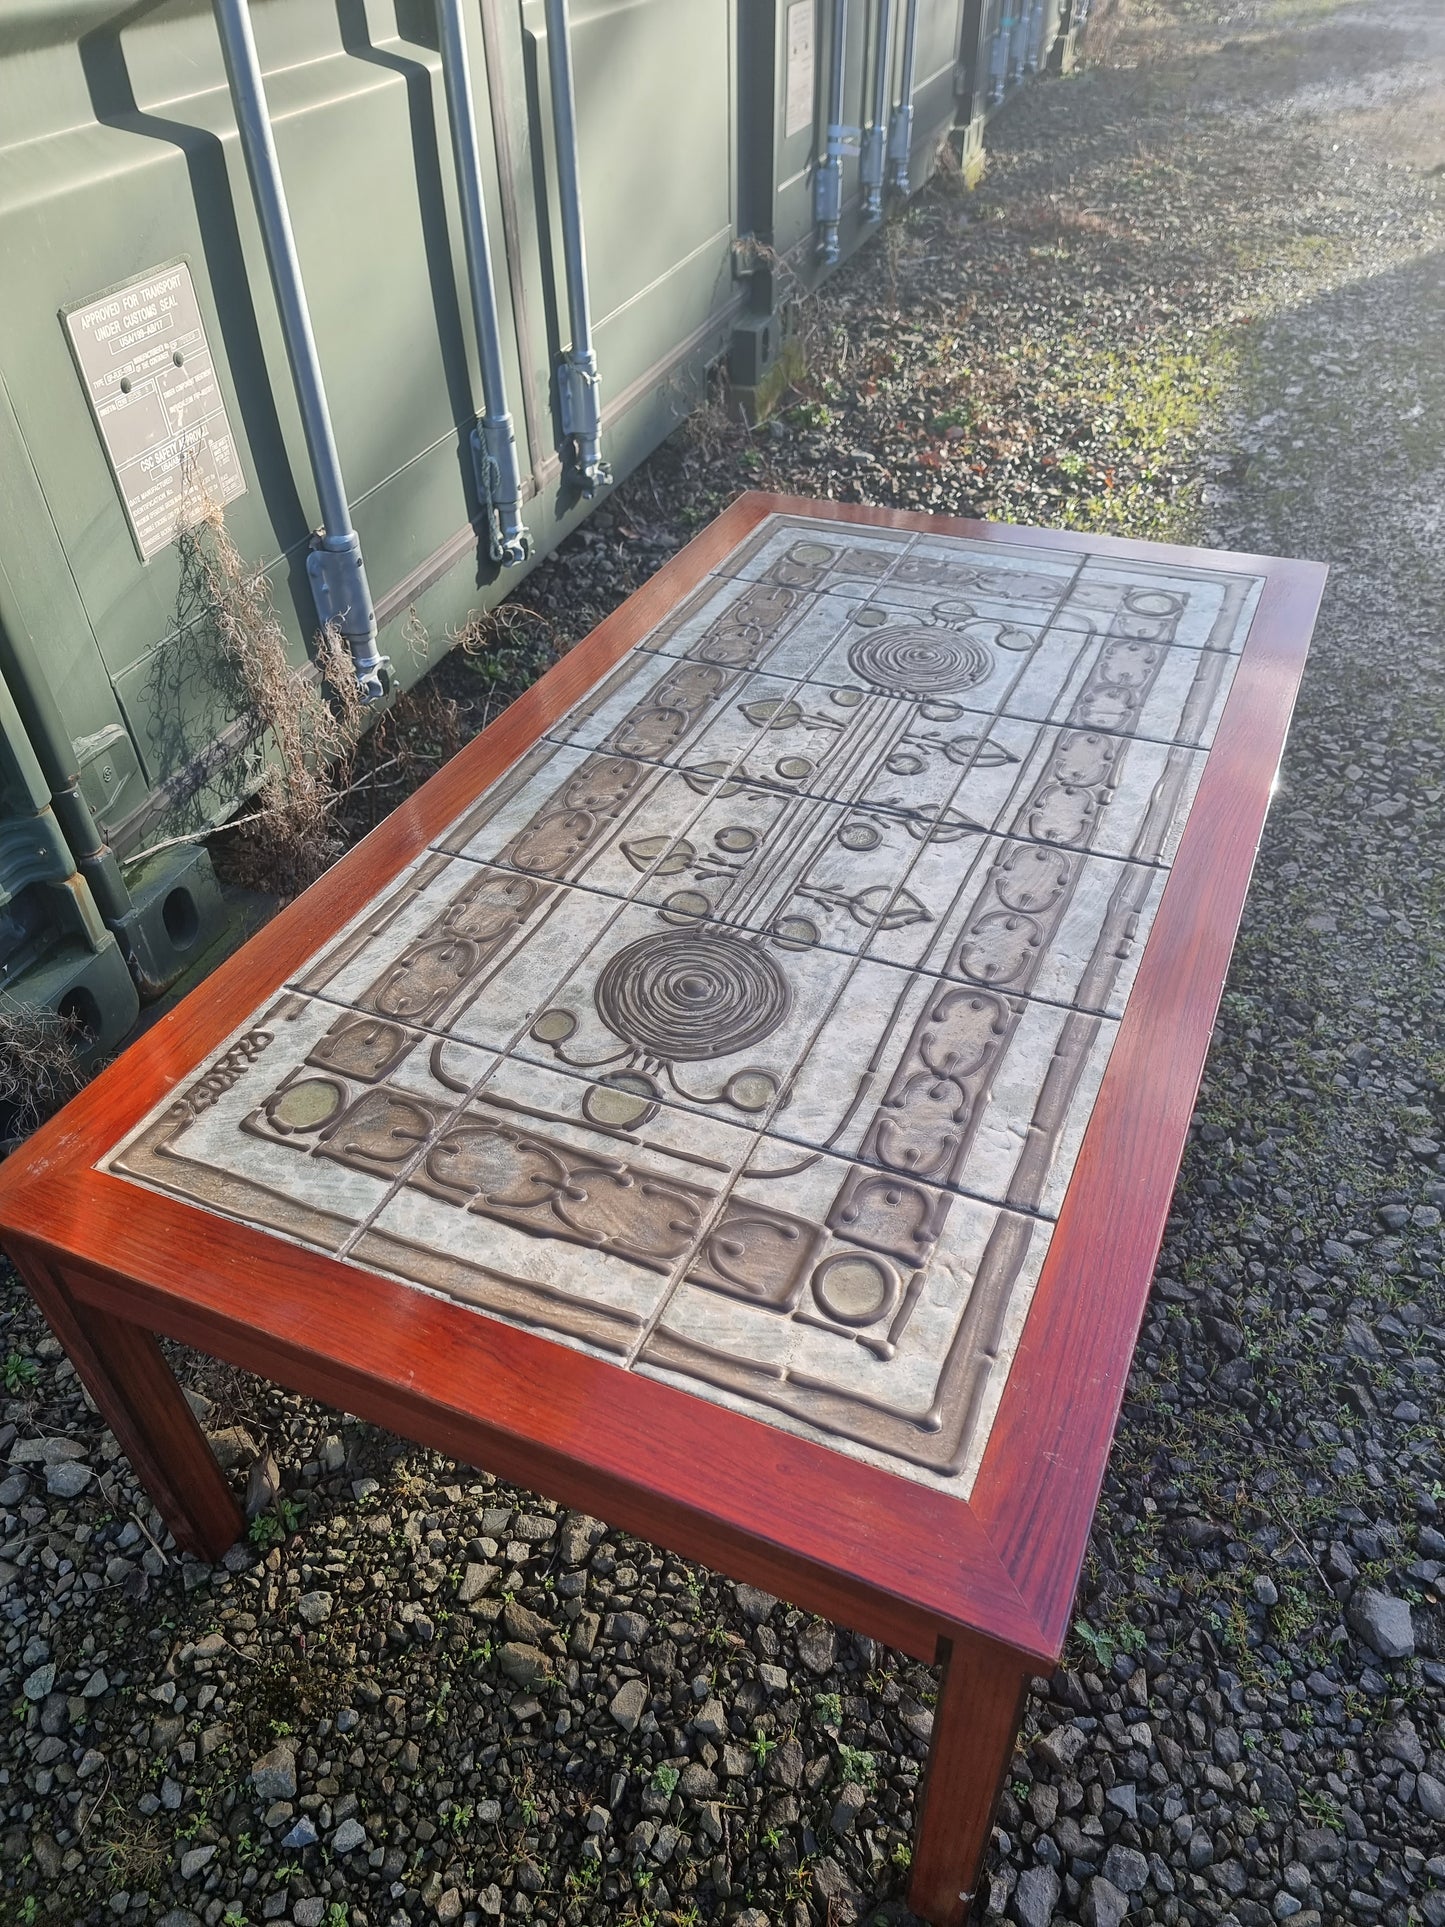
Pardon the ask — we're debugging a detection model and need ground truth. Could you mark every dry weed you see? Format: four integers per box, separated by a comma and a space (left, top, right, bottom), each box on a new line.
1080, 0, 1131, 68
175, 506, 365, 897
0, 998, 89, 1143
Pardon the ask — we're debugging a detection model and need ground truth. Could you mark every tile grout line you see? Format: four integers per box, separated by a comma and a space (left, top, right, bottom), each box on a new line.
619, 534, 1105, 1369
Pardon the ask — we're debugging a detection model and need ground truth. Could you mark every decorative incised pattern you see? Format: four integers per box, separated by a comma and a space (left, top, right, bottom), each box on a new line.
107, 514, 1265, 1492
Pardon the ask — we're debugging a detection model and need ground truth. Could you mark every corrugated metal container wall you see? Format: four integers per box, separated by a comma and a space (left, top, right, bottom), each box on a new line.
0, 0, 1086, 1056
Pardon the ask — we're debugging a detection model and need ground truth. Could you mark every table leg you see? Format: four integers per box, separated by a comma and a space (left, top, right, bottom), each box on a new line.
908, 1630, 1033, 1927
12, 1247, 244, 1561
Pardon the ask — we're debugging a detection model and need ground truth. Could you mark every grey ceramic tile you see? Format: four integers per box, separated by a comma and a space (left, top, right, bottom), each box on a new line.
638, 1164, 1052, 1494
634, 588, 1240, 755
709, 517, 924, 590
105, 511, 1262, 1497
550, 766, 1167, 1006
356, 1055, 762, 1362
106, 993, 496, 1252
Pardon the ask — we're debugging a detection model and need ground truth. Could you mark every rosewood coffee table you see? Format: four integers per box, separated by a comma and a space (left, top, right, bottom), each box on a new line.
0, 496, 1324, 1924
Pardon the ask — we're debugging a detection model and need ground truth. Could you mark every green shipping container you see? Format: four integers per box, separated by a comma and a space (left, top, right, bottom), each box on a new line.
0, 0, 1084, 1052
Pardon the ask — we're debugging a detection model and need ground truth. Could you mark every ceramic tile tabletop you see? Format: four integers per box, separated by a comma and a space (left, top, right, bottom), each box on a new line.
106, 513, 1266, 1493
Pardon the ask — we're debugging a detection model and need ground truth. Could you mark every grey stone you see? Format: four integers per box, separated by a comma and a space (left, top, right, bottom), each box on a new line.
734, 1583, 777, 1621
1036, 1722, 1088, 1772
296, 1589, 333, 1625
1379, 1714, 1425, 1769
831, 1782, 867, 1834
245, 1450, 280, 1520
457, 1562, 495, 1603
512, 1512, 555, 1543
558, 1514, 603, 1564
1011, 1863, 1062, 1927
1083, 1877, 1130, 1927
900, 1701, 934, 1743
1102, 1845, 1149, 1895
1347, 1588, 1415, 1659
10, 1437, 84, 1465
1028, 1782, 1059, 1829
292, 1904, 326, 1927
157, 1914, 204, 1927
810, 1855, 862, 1923
205, 1426, 257, 1472
1256, 1758, 1297, 1814
281, 1816, 319, 1850
45, 1459, 91, 1499
331, 1816, 367, 1853
22, 1663, 55, 1701
1417, 1772, 1445, 1822
795, 1620, 836, 1675
178, 1845, 215, 1878
250, 1741, 297, 1802
502, 1597, 547, 1644
609, 1678, 648, 1733
497, 1642, 549, 1687
693, 1695, 729, 1741
1295, 1829, 1342, 1867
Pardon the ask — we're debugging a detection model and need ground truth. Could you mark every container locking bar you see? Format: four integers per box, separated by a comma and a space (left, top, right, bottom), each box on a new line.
887, 0, 920, 196
860, 0, 894, 221
212, 0, 388, 701
544, 0, 610, 496
989, 0, 1013, 102
436, 0, 531, 565
814, 0, 853, 263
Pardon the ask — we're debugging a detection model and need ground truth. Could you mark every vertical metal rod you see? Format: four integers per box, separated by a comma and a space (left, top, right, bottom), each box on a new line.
1026, 0, 1047, 71
989, 0, 1011, 103
814, 0, 850, 263
886, 0, 919, 195
544, 0, 609, 494
212, 0, 385, 698
860, 0, 893, 221
1008, 0, 1029, 83
436, 0, 530, 564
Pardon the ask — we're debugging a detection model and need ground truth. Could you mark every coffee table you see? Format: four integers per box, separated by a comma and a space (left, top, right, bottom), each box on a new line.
0, 496, 1324, 1924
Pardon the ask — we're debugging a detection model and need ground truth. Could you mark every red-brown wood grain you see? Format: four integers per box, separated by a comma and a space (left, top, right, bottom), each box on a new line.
0, 496, 1325, 1924
14, 1239, 243, 1558
970, 554, 1324, 1653
909, 1633, 1036, 1926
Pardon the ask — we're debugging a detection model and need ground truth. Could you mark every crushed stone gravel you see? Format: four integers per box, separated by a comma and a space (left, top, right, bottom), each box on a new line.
3, 1, 1444, 1922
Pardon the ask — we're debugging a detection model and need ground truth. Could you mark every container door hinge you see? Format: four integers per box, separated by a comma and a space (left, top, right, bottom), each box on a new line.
470, 421, 533, 568
556, 351, 611, 497
306, 533, 390, 702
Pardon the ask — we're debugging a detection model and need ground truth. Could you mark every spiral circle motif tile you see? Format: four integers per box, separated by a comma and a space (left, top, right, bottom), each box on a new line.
847, 626, 994, 695
595, 929, 791, 1062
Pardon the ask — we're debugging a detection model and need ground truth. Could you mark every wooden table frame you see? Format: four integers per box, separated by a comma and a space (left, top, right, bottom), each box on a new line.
0, 496, 1323, 1925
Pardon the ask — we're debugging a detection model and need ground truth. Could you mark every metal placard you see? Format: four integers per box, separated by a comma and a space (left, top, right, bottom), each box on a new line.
64, 261, 246, 563
784, 0, 816, 139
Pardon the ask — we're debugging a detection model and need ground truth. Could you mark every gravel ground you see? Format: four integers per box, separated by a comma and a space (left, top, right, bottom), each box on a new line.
3, 2, 1444, 1923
